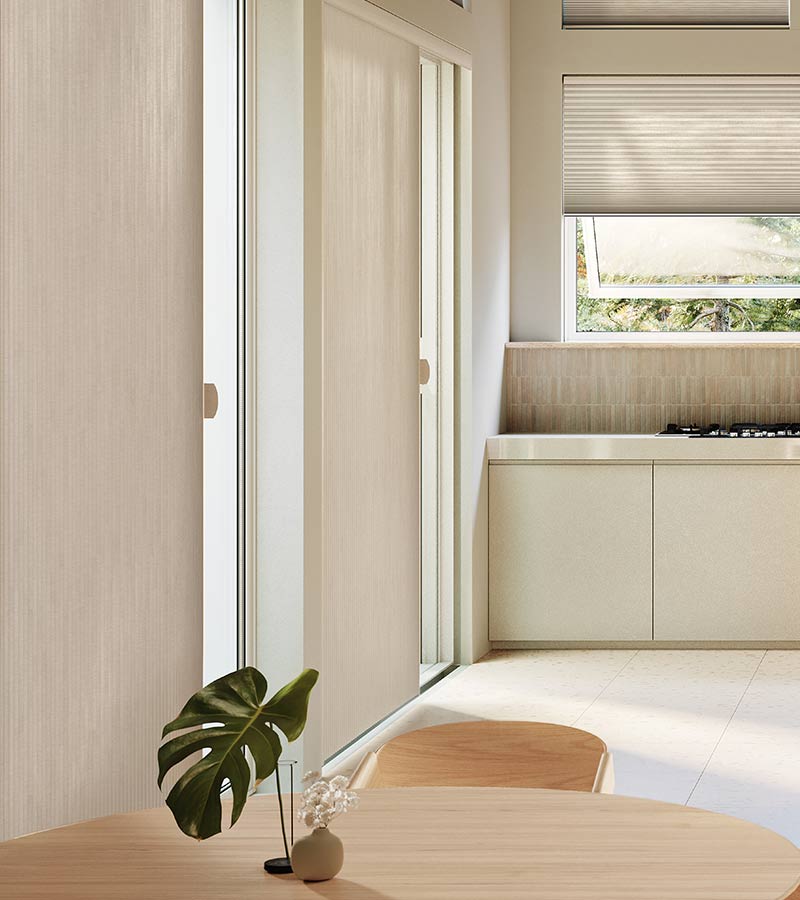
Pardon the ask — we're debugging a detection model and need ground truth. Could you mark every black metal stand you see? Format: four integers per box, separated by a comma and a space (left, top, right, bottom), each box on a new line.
264, 755, 296, 875
264, 856, 293, 875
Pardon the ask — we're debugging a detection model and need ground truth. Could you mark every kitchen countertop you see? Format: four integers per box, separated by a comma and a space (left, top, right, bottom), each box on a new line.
488, 434, 800, 462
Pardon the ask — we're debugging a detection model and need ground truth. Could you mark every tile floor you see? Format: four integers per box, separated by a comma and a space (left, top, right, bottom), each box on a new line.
330, 650, 800, 846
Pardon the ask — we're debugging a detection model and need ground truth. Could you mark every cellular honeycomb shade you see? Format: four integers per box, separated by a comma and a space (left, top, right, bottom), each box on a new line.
563, 76, 800, 215
562, 0, 789, 26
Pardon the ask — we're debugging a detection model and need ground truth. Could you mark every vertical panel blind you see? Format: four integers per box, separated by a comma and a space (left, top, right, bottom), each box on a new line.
0, 0, 203, 841
563, 76, 800, 215
322, 5, 421, 759
562, 0, 789, 26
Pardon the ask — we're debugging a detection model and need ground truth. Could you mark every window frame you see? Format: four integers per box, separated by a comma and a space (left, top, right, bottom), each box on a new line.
564, 216, 800, 342
419, 52, 456, 684
203, 0, 246, 684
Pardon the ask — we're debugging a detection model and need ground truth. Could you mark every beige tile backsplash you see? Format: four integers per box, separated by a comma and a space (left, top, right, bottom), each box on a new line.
505, 344, 800, 434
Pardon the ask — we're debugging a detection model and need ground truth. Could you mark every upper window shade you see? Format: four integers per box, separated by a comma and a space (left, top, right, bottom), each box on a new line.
563, 76, 800, 215
562, 1, 789, 27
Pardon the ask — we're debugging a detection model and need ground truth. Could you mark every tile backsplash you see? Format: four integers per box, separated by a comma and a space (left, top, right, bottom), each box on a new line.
505, 343, 800, 434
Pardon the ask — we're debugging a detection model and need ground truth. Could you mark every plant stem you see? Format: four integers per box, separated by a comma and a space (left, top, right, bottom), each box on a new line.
275, 764, 290, 861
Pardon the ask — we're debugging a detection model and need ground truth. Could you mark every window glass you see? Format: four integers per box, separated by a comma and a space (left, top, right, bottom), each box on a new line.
589, 216, 800, 287
575, 217, 800, 333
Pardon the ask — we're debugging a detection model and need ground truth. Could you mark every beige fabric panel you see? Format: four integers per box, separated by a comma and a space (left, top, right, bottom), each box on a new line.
563, 0, 789, 27
322, 5, 420, 758
0, 1, 203, 840
563, 75, 800, 215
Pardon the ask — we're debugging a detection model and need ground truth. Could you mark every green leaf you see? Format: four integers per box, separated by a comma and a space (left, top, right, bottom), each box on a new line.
157, 666, 319, 840
262, 668, 319, 742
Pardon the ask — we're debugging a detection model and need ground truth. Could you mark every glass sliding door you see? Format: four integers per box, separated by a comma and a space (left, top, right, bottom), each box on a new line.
420, 55, 455, 682
203, 0, 241, 684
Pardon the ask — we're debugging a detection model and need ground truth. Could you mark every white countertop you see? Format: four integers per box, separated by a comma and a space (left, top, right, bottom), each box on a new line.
488, 434, 800, 462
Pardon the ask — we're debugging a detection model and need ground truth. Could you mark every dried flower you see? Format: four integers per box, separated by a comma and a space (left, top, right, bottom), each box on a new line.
297, 774, 359, 830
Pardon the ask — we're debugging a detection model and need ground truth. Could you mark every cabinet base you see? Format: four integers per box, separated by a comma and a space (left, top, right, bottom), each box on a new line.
492, 640, 800, 650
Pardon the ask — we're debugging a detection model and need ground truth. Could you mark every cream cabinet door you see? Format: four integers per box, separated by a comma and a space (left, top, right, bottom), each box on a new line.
489, 464, 653, 641
654, 464, 800, 641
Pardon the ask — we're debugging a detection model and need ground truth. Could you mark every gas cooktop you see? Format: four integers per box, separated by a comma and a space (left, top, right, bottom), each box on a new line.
657, 423, 800, 438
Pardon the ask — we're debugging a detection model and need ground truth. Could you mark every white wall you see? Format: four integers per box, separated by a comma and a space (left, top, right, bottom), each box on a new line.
466, 0, 511, 662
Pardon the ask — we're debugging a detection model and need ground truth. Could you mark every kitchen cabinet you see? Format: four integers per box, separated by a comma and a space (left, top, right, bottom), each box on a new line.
489, 463, 653, 641
653, 464, 800, 641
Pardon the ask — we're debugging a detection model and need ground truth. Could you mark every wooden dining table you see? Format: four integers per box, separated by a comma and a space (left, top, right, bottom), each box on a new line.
1, 787, 798, 899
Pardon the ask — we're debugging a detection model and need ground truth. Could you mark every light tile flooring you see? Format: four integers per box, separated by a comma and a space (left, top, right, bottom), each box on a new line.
331, 650, 800, 846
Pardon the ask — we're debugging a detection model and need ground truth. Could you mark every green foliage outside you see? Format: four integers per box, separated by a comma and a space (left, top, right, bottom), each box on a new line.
577, 217, 800, 333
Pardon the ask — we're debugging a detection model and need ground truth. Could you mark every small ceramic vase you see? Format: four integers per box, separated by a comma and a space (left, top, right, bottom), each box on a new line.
290, 827, 344, 882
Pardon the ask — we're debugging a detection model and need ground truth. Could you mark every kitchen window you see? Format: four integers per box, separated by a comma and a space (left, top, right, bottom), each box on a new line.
563, 75, 800, 340
566, 216, 800, 336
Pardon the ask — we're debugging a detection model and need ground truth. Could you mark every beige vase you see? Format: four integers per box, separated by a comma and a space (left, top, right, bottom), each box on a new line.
290, 827, 344, 882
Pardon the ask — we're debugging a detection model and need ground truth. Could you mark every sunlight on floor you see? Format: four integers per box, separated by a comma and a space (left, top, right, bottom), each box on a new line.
331, 650, 800, 846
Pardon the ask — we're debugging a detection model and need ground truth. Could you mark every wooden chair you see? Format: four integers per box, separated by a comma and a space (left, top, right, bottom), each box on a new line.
348, 721, 614, 794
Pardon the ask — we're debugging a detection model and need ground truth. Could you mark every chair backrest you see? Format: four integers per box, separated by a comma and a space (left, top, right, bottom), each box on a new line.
348, 721, 610, 793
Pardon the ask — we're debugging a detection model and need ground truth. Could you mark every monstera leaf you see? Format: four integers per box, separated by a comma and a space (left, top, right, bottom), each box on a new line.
157, 666, 318, 840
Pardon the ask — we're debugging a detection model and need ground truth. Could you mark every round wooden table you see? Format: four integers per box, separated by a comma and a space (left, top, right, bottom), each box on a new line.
1, 788, 798, 899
